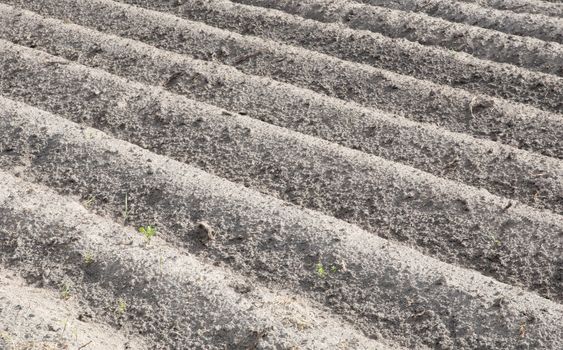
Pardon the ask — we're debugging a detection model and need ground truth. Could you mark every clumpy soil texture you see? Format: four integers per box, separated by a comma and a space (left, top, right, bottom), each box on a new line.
0, 0, 562, 349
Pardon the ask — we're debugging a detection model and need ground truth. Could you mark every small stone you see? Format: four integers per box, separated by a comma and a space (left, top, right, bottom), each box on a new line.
196, 221, 216, 242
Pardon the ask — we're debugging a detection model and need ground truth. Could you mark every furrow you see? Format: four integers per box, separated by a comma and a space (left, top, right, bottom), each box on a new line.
114, 0, 563, 114
0, 270, 149, 350
458, 0, 563, 18
0, 40, 563, 213
348, 0, 563, 43
0, 173, 390, 350
1, 4, 562, 160
226, 0, 563, 76
1, 98, 562, 349
1, 39, 563, 290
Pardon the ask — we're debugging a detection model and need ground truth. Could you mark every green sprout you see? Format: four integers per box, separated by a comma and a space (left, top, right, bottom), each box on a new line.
60, 284, 71, 300
489, 234, 501, 246
138, 225, 157, 243
123, 193, 129, 222
315, 263, 327, 278
83, 251, 95, 265
116, 298, 127, 315
315, 261, 341, 278
61, 317, 69, 335
83, 195, 96, 209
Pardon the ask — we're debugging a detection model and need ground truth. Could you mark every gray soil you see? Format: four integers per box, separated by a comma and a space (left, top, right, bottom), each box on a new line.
0, 0, 561, 349
129, 0, 563, 114
226, 0, 563, 76
1, 3, 562, 159
457, 0, 563, 18
0, 270, 148, 349
353, 0, 563, 43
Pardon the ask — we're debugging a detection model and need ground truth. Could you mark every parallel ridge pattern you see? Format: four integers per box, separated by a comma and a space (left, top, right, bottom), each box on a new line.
1, 99, 562, 349
352, 0, 563, 43
224, 0, 563, 76
2, 2, 562, 158
123, 0, 563, 114
0, 0, 561, 349
457, 0, 563, 18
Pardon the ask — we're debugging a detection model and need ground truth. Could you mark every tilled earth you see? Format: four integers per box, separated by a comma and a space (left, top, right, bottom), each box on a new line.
0, 0, 561, 349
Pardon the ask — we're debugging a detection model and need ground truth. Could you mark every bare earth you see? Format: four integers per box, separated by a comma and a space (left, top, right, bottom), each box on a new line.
0, 0, 561, 349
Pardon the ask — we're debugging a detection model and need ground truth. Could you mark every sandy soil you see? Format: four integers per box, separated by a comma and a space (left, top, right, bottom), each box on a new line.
0, 0, 561, 349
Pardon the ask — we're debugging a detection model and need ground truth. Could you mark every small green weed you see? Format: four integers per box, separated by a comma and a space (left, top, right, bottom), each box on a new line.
61, 317, 69, 335
60, 284, 71, 300
315, 263, 327, 278
489, 234, 501, 246
116, 298, 127, 314
315, 262, 340, 278
123, 193, 129, 222
138, 225, 157, 243
83, 251, 95, 265
83, 195, 96, 209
